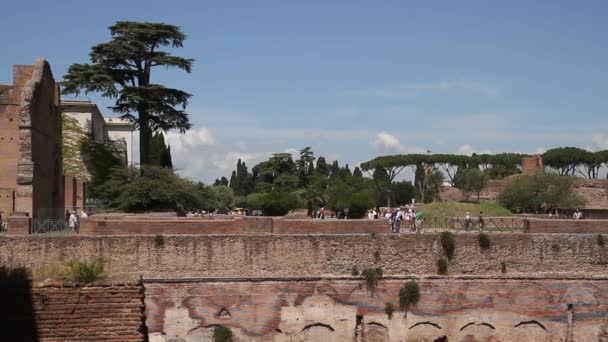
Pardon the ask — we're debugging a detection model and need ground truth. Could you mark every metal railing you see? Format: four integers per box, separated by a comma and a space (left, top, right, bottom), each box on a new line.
31, 219, 77, 234
395, 217, 525, 233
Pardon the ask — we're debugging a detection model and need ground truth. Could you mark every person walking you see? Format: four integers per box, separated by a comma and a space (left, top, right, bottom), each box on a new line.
478, 211, 485, 231
464, 212, 471, 231
68, 211, 78, 231
415, 209, 423, 233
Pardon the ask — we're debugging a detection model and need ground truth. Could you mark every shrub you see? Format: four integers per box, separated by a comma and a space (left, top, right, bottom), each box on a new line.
154, 234, 165, 248
439, 232, 455, 260
399, 280, 420, 315
351, 266, 359, 276
478, 233, 491, 250
501, 261, 507, 273
213, 325, 233, 342
68, 257, 105, 283
384, 303, 394, 320
361, 267, 383, 294
436, 258, 448, 275
373, 250, 381, 262
597, 234, 605, 247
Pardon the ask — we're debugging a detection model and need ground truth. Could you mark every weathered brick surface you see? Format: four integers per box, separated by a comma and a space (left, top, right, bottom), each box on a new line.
145, 278, 608, 341
79, 217, 388, 235
0, 282, 145, 341
0, 59, 63, 218
527, 218, 608, 233
1, 234, 607, 279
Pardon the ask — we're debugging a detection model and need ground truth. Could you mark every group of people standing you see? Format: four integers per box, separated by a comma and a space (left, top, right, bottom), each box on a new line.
368, 207, 423, 233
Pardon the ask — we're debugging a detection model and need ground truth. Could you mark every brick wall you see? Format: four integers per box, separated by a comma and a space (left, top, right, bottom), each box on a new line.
527, 218, 608, 233
80, 217, 388, 235
0, 59, 63, 218
0, 282, 145, 341
145, 278, 608, 342
1, 234, 607, 279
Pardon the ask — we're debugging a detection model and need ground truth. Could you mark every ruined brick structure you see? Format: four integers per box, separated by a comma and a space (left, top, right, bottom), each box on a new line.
521, 154, 544, 175
0, 59, 63, 218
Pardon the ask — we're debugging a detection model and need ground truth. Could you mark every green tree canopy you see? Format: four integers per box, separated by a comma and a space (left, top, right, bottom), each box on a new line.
454, 168, 489, 200
498, 172, 584, 212
61, 21, 194, 165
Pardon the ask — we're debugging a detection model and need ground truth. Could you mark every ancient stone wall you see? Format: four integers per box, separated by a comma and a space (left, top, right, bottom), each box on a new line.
79, 217, 388, 235
1, 234, 607, 279
145, 278, 608, 342
527, 218, 608, 233
0, 59, 63, 218
0, 281, 145, 341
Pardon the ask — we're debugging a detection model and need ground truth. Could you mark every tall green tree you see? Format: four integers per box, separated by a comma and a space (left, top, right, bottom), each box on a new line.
61, 21, 194, 165
149, 132, 173, 168
454, 168, 489, 200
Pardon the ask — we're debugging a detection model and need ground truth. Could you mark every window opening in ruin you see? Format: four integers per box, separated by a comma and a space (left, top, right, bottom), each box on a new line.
409, 321, 442, 330
217, 308, 231, 319
460, 322, 495, 331
301, 323, 335, 332
514, 320, 547, 332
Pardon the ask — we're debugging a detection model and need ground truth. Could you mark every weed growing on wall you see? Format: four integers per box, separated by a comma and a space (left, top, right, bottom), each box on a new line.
597, 234, 605, 247
373, 250, 381, 262
501, 261, 507, 273
436, 258, 448, 275
351, 266, 359, 276
384, 303, 394, 320
399, 280, 420, 317
154, 234, 165, 248
439, 232, 455, 260
478, 233, 491, 250
68, 257, 105, 283
361, 267, 383, 295
213, 325, 233, 342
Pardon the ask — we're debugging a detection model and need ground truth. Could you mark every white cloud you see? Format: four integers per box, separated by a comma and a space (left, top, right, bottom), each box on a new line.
456, 144, 492, 156
591, 133, 608, 151
166, 127, 215, 154
352, 80, 502, 98
370, 131, 427, 154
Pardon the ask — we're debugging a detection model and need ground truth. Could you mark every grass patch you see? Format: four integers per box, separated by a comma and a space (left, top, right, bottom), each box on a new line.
501, 261, 507, 273
399, 280, 420, 316
439, 232, 455, 260
384, 303, 394, 320
436, 258, 448, 275
31, 264, 71, 279
68, 257, 105, 283
422, 201, 511, 222
351, 266, 359, 276
361, 267, 383, 295
213, 325, 233, 342
478, 233, 491, 250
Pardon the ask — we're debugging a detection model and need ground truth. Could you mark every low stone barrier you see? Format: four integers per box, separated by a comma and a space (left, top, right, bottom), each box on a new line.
526, 218, 608, 233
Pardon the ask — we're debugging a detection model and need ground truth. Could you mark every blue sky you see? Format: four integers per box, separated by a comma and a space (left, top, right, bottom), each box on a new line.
2, 1, 607, 182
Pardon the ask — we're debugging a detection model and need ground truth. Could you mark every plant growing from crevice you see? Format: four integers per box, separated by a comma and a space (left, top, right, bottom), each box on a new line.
213, 325, 233, 342
351, 266, 359, 276
68, 257, 105, 283
384, 303, 394, 320
399, 280, 420, 317
439, 232, 455, 260
361, 267, 383, 295
478, 233, 491, 250
154, 234, 165, 248
436, 258, 448, 275
373, 250, 381, 262
501, 261, 507, 273
597, 234, 605, 247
